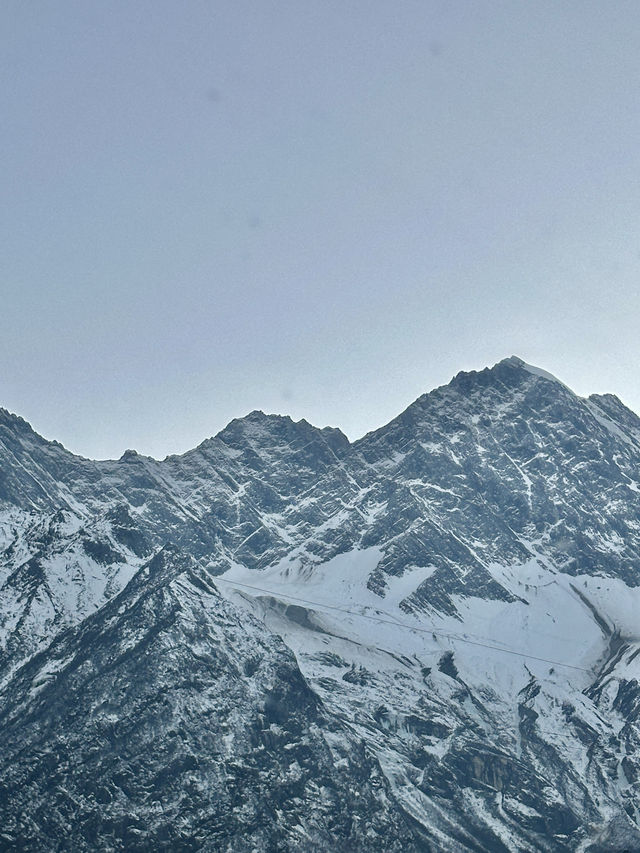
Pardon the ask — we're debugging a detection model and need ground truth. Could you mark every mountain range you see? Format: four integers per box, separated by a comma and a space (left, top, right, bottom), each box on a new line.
1, 356, 640, 851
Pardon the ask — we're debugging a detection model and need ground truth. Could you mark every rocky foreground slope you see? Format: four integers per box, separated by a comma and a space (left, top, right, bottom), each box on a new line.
1, 356, 640, 851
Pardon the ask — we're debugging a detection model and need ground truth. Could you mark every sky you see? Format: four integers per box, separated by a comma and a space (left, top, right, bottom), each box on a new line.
2, 1, 640, 460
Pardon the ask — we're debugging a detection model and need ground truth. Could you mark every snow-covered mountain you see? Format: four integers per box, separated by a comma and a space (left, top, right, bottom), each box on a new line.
2, 356, 640, 851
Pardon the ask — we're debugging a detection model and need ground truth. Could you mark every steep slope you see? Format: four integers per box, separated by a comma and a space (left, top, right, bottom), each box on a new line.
219, 358, 640, 850
0, 546, 424, 852
1, 356, 640, 850
0, 412, 352, 678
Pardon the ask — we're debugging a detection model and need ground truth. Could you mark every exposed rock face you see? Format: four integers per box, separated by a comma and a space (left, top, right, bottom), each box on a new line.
1, 356, 640, 850
0, 547, 421, 851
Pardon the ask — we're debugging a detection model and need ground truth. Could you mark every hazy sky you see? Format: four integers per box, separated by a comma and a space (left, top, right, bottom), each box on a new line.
2, 1, 640, 459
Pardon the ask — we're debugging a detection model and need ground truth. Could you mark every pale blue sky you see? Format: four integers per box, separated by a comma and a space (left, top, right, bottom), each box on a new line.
2, 1, 640, 459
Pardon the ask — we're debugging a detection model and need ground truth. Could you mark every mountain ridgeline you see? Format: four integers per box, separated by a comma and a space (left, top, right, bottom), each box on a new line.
1, 357, 640, 851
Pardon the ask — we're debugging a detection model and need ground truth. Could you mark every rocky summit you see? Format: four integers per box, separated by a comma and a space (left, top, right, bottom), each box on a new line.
2, 356, 640, 851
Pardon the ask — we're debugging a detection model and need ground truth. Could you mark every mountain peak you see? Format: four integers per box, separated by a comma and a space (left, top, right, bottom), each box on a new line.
0, 407, 40, 438
200, 409, 349, 466
496, 355, 569, 388
442, 355, 572, 401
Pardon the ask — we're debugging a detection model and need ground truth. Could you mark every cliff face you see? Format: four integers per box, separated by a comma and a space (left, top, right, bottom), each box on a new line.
1, 357, 640, 850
